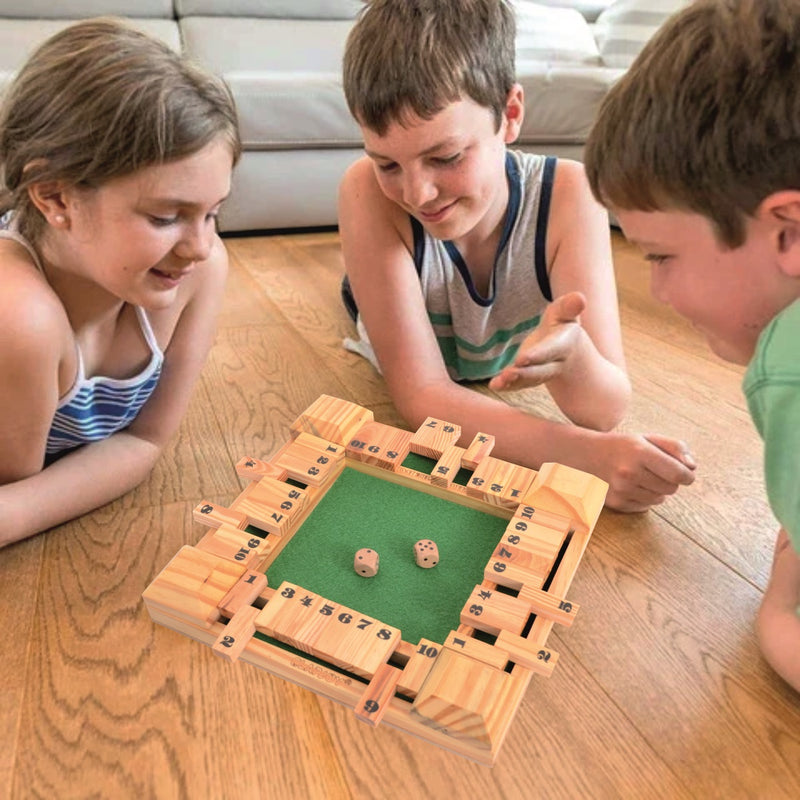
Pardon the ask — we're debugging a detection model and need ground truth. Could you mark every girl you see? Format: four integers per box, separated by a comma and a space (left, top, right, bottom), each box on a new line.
0, 18, 240, 547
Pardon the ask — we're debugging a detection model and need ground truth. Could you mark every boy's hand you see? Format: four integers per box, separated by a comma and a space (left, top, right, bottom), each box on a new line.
591, 432, 697, 512
489, 292, 587, 391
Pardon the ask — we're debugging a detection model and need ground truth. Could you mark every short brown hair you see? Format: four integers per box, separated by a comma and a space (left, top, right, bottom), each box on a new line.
0, 18, 241, 243
584, 0, 800, 247
343, 0, 516, 135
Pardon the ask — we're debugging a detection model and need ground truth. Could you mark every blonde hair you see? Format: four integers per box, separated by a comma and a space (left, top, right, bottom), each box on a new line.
0, 18, 241, 243
343, 0, 516, 135
584, 0, 800, 247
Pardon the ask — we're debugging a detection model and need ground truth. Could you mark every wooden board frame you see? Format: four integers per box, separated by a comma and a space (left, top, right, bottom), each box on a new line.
143, 395, 608, 765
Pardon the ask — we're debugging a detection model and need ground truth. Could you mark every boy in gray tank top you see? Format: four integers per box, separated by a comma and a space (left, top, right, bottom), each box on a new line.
338, 0, 696, 512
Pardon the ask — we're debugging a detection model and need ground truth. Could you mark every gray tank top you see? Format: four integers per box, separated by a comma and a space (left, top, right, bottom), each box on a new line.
411, 150, 555, 381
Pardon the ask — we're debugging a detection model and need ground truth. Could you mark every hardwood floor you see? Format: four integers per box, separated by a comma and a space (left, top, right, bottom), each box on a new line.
2, 230, 798, 799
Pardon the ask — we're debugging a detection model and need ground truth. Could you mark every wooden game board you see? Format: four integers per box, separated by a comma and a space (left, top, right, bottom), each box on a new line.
142, 395, 608, 765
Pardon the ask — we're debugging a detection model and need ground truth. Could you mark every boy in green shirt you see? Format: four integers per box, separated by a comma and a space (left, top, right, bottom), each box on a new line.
585, 0, 800, 690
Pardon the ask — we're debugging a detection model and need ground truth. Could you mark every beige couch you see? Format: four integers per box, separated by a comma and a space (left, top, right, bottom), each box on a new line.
0, 0, 677, 233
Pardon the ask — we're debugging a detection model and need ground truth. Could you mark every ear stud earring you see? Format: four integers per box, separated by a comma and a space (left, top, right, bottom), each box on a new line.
54, 214, 66, 225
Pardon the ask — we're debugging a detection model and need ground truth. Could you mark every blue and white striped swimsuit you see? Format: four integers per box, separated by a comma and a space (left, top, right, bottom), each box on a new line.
0, 225, 164, 455
46, 306, 163, 454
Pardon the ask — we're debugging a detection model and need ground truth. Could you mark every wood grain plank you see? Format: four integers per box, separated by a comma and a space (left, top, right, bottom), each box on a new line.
2, 231, 797, 799
0, 536, 43, 800
561, 512, 800, 799
9, 502, 352, 800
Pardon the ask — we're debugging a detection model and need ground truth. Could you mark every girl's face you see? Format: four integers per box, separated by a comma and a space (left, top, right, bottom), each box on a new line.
60, 136, 234, 309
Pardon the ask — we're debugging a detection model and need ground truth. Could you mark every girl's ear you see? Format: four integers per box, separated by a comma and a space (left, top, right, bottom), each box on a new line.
760, 191, 800, 277
502, 83, 524, 144
27, 180, 70, 229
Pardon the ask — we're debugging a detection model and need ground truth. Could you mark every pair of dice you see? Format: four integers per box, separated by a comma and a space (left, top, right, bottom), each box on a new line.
354, 539, 439, 577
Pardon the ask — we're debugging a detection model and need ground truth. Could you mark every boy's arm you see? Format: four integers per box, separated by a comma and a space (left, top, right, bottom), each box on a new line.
0, 237, 228, 548
757, 529, 800, 692
339, 159, 695, 512
492, 159, 630, 430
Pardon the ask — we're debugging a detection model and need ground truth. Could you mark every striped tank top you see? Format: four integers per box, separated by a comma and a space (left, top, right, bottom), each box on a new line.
0, 225, 164, 455
412, 150, 555, 381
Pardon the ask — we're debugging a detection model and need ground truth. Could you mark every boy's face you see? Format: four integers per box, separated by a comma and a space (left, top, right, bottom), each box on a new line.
361, 91, 521, 244
616, 208, 790, 366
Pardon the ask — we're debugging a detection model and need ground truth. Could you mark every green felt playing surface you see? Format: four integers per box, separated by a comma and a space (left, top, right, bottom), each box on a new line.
263, 464, 509, 646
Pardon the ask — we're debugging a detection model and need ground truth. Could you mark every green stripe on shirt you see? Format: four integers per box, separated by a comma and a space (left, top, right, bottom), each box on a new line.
430, 314, 541, 354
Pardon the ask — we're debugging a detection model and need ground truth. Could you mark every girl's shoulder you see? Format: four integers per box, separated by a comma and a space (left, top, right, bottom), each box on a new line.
0, 238, 70, 346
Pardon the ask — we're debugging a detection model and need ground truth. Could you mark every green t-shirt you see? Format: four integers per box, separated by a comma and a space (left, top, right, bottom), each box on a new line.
743, 298, 800, 555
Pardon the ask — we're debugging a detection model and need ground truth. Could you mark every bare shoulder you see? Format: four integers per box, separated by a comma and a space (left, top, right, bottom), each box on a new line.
546, 158, 610, 254
550, 158, 602, 212
339, 156, 410, 246
0, 239, 69, 353
339, 156, 384, 207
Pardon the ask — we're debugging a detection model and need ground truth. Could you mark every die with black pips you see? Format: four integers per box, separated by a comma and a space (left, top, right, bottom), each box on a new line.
413, 539, 439, 568
354, 547, 379, 577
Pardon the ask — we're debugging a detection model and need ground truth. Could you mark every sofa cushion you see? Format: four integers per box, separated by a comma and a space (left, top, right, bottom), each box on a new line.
0, 18, 180, 90
183, 4, 610, 152
176, 0, 361, 18
180, 16, 362, 149
532, 0, 615, 23
514, 1, 601, 65
516, 65, 622, 145
594, 0, 689, 68
0, 0, 173, 17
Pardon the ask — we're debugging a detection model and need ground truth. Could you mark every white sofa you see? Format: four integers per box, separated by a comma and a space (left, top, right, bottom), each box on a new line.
0, 0, 679, 232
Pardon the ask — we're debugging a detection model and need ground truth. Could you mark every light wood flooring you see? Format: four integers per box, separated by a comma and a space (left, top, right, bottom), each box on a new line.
1, 231, 798, 799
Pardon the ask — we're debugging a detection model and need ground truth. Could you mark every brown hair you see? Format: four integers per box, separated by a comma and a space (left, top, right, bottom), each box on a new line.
0, 17, 241, 243
584, 0, 800, 247
343, 0, 516, 135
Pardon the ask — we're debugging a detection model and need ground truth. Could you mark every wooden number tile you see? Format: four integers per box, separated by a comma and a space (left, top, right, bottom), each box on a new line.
218, 570, 268, 618
354, 663, 404, 727
396, 639, 442, 699
410, 647, 517, 748
315, 606, 401, 680
517, 584, 579, 627
494, 630, 560, 677
277, 592, 337, 652
142, 546, 246, 628
346, 421, 412, 472
196, 524, 271, 570
255, 583, 327, 650
503, 518, 569, 576
460, 585, 532, 637
212, 604, 260, 663
497, 463, 537, 505
193, 500, 248, 531
522, 462, 608, 533
272, 433, 345, 487
484, 544, 546, 592
255, 582, 400, 679
290, 394, 374, 445
409, 417, 462, 460
430, 445, 465, 489
513, 502, 573, 534
444, 631, 509, 671
461, 432, 496, 470
234, 476, 308, 535
465, 457, 536, 508
235, 456, 288, 482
